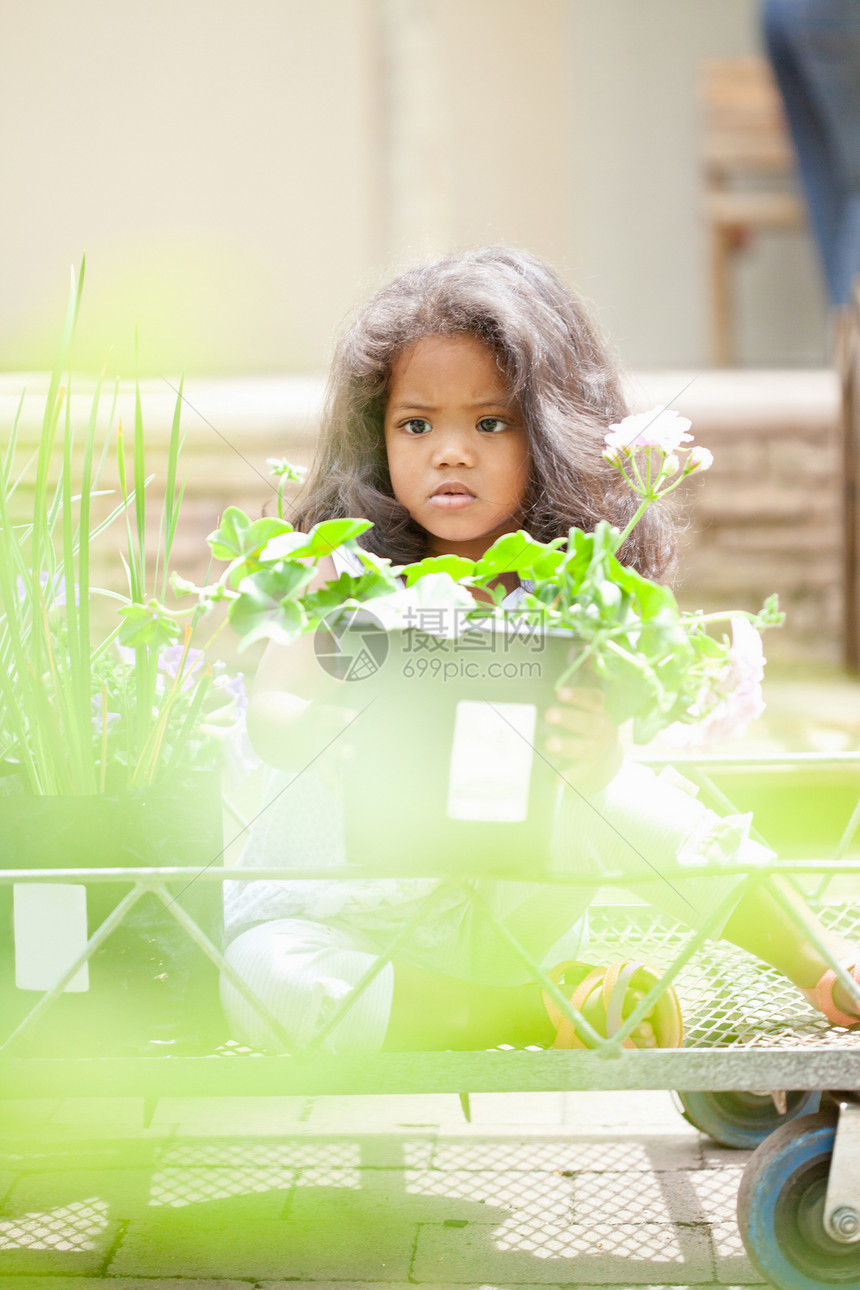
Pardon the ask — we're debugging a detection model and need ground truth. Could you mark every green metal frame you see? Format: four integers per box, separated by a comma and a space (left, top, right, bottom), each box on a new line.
2, 751, 859, 1102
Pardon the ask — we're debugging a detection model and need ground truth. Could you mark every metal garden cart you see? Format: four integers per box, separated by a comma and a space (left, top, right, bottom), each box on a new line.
1, 750, 859, 1290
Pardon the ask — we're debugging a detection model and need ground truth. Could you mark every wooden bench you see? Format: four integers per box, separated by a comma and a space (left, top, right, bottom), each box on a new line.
701, 57, 804, 366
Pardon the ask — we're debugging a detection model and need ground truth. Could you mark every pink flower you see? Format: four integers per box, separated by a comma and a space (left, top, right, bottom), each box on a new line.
605, 406, 693, 456
669, 617, 766, 747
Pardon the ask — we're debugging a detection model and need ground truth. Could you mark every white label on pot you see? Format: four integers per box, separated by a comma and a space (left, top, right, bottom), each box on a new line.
446, 701, 536, 822
13, 884, 89, 992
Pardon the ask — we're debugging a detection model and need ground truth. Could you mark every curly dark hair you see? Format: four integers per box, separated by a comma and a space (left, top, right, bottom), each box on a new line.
294, 245, 676, 580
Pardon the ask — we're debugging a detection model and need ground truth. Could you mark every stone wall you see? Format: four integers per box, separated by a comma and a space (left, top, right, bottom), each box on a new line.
630, 371, 843, 664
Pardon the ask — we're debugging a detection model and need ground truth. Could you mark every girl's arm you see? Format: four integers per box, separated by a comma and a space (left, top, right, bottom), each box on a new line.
246, 555, 354, 770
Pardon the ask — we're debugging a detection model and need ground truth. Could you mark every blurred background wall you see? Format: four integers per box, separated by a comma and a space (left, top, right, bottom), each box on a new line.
0, 0, 827, 377
0, 0, 847, 669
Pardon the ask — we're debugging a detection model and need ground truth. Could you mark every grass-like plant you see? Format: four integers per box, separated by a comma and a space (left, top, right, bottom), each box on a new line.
0, 260, 240, 795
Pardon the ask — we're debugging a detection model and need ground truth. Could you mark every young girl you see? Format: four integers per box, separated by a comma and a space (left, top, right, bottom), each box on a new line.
220, 245, 860, 1054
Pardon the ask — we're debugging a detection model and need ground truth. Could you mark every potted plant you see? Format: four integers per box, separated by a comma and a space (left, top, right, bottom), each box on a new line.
0, 261, 247, 1055
185, 407, 780, 874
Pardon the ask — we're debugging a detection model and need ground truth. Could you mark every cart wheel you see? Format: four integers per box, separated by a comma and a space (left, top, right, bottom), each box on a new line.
737, 1111, 860, 1289
675, 1089, 821, 1148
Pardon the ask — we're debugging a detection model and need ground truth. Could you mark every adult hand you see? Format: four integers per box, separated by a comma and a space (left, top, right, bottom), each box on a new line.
543, 686, 623, 797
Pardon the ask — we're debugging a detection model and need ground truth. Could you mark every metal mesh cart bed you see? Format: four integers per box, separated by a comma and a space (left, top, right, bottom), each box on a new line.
1, 750, 859, 1289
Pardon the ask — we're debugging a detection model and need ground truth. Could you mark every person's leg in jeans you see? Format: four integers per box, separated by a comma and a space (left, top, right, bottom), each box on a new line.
762, 0, 860, 305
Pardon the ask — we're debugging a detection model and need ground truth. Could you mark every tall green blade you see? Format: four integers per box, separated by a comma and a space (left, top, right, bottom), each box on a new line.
133, 372, 146, 591
76, 369, 106, 668
158, 375, 184, 600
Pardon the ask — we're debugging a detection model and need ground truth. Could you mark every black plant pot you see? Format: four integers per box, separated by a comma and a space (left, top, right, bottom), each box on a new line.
0, 773, 225, 1057
332, 624, 576, 877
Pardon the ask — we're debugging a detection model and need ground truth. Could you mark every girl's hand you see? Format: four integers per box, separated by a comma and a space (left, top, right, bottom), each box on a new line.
543, 686, 623, 796
247, 691, 357, 780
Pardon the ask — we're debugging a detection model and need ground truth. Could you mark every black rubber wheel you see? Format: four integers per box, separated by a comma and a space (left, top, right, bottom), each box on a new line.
675, 1088, 821, 1148
737, 1110, 860, 1288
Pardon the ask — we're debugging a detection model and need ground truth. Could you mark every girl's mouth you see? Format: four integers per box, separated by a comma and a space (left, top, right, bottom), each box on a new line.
429, 483, 476, 511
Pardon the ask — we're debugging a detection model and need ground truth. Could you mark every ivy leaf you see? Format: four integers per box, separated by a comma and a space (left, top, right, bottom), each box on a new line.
261, 517, 374, 562
259, 530, 320, 561
589, 520, 623, 560
238, 562, 312, 605
530, 547, 567, 581
687, 629, 726, 659
557, 529, 595, 593
228, 579, 308, 649
306, 517, 374, 553
207, 507, 251, 561
208, 507, 293, 562
118, 600, 181, 649
474, 531, 562, 580
753, 594, 784, 629
402, 553, 476, 585
609, 557, 678, 619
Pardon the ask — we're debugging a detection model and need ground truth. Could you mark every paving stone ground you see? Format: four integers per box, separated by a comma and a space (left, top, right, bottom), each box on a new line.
0, 1089, 766, 1287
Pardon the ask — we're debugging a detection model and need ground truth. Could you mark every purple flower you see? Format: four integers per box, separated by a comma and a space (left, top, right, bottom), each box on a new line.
90, 696, 120, 735
15, 571, 78, 608
211, 668, 249, 712
157, 644, 206, 692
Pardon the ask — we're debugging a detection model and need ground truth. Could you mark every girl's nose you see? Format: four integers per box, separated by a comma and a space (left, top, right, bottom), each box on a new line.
431, 427, 475, 468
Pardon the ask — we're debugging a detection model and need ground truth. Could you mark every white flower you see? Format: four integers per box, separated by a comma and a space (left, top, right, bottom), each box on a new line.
687, 445, 714, 474
266, 457, 307, 483
605, 406, 693, 456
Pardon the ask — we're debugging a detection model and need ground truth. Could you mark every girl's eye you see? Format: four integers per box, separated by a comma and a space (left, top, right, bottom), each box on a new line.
477, 417, 508, 434
403, 418, 432, 435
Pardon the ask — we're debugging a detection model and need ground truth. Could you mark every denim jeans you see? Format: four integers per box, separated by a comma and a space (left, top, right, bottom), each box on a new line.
762, 0, 860, 305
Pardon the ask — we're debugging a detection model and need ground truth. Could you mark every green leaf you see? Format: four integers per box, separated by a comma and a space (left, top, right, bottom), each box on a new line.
754, 594, 785, 629
306, 517, 373, 554
208, 507, 253, 560
258, 529, 319, 561
117, 600, 181, 649
608, 557, 678, 619
402, 553, 476, 585
259, 518, 373, 563
590, 520, 622, 559
530, 547, 567, 581
304, 567, 398, 618
474, 530, 561, 580
238, 562, 313, 604
688, 631, 726, 659
229, 585, 308, 649
209, 509, 294, 562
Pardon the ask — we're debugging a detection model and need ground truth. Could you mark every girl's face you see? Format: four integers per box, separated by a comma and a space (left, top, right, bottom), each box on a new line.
383, 334, 530, 561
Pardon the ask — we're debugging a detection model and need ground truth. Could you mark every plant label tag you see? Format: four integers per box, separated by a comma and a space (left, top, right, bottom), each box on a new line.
446, 700, 536, 822
13, 884, 89, 992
